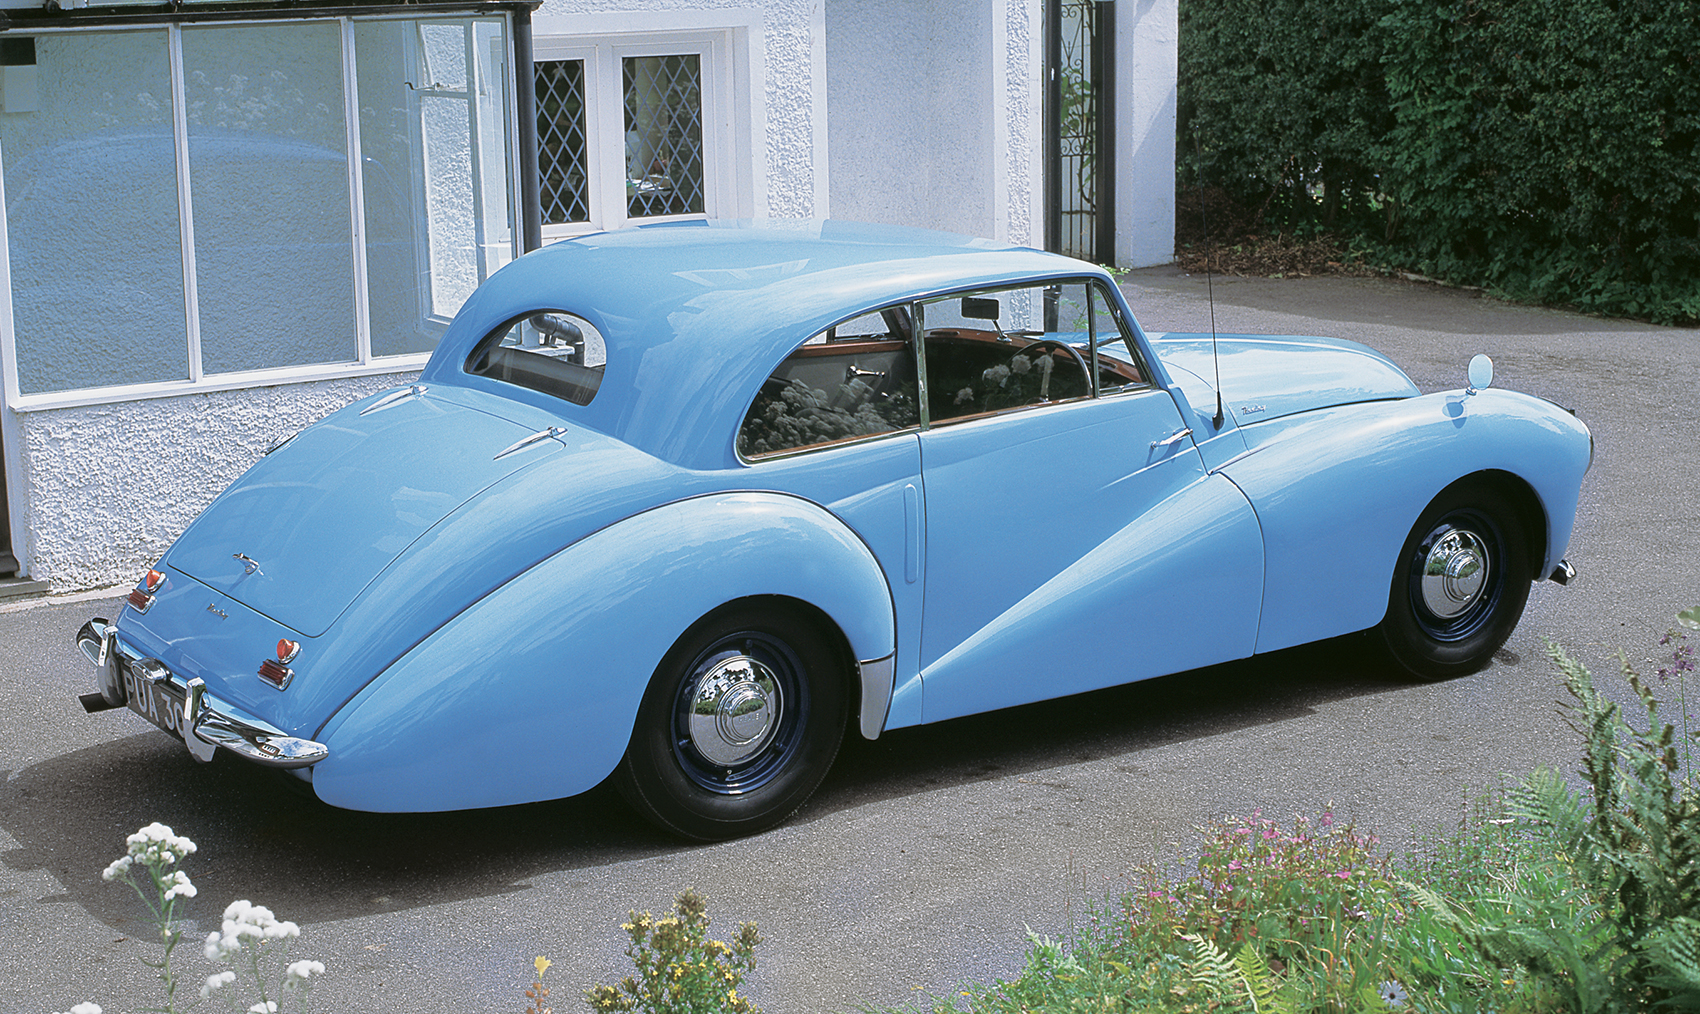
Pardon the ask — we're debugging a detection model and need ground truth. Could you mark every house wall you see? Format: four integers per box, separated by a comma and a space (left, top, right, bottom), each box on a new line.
825, 0, 1006, 240
1116, 0, 1178, 268
14, 374, 409, 593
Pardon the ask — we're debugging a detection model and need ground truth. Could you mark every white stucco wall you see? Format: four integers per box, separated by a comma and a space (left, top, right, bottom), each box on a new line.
1116, 0, 1178, 267
14, 374, 410, 592
825, 0, 1019, 241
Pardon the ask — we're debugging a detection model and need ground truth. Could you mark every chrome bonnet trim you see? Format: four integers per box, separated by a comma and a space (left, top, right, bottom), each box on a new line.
857, 653, 896, 741
73, 622, 329, 769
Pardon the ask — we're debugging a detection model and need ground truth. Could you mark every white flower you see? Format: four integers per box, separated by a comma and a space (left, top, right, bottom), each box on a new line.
101, 856, 133, 882
201, 971, 237, 998
206, 900, 298, 961
50, 1004, 101, 1014
123, 822, 197, 867
284, 959, 326, 990
248, 1003, 279, 1014
163, 870, 197, 900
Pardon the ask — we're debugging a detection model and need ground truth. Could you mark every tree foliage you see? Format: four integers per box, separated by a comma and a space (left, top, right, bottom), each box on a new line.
1178, 0, 1700, 324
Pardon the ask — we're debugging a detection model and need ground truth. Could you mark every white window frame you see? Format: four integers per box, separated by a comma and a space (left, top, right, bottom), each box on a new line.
0, 11, 523, 413
532, 10, 765, 241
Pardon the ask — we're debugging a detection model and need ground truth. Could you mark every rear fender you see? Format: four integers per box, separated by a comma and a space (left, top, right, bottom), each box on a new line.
310, 492, 895, 812
1225, 389, 1590, 654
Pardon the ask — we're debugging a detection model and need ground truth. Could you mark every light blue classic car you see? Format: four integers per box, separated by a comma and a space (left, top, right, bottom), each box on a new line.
76, 221, 1592, 839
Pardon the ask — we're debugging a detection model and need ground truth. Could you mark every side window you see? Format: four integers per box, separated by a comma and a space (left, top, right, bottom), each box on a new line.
1088, 283, 1150, 394
738, 308, 920, 458
921, 282, 1096, 424
465, 311, 606, 406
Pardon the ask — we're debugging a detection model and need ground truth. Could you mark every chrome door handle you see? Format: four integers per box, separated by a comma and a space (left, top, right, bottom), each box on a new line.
1149, 427, 1193, 451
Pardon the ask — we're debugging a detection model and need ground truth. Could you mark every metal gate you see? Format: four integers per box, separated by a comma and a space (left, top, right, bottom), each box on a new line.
1045, 0, 1115, 263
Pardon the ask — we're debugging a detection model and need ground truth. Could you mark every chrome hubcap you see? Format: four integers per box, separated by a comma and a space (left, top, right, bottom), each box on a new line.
686, 655, 782, 767
1420, 528, 1490, 619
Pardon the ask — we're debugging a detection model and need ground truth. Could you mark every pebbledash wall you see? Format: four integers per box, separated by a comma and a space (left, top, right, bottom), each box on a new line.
0, 0, 1177, 594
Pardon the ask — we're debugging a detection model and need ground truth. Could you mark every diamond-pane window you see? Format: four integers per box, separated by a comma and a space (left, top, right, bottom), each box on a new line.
622, 54, 704, 218
535, 59, 590, 225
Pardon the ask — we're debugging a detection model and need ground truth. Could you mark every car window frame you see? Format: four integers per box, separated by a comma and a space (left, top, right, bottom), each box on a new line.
913, 276, 1151, 429
734, 302, 923, 464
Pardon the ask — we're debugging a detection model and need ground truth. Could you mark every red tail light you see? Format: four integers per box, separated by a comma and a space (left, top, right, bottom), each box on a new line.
127, 569, 165, 614
257, 658, 294, 690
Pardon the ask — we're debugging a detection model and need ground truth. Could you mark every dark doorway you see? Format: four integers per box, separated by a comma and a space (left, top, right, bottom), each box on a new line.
1045, 0, 1115, 263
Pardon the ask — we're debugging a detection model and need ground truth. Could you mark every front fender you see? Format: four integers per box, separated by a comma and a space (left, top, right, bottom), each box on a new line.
310, 492, 895, 812
1224, 388, 1591, 654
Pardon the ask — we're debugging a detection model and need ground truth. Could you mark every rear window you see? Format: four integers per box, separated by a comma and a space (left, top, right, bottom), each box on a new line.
466, 312, 606, 406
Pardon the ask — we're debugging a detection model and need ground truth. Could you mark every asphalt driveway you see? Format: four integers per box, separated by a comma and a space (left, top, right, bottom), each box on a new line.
2, 267, 1692, 1013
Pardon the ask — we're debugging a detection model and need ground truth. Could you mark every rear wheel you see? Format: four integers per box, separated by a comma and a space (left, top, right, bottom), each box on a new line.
614, 602, 848, 840
1379, 480, 1533, 680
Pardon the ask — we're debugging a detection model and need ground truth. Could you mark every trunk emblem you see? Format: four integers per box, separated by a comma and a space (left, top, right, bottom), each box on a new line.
276, 639, 301, 664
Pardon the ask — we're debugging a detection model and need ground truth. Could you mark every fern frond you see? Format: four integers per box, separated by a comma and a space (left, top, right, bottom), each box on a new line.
1233, 943, 1291, 1014
1180, 932, 1239, 997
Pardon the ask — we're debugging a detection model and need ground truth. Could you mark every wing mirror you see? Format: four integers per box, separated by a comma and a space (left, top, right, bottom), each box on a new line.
1466, 354, 1493, 394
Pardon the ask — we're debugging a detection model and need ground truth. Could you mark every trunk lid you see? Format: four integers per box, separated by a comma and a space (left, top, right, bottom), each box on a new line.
166, 391, 557, 636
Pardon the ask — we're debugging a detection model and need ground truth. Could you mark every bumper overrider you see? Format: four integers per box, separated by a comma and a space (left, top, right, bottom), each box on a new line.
75, 619, 329, 769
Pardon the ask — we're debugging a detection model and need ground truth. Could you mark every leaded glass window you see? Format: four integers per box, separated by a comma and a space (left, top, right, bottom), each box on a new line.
535, 59, 589, 225
622, 54, 704, 218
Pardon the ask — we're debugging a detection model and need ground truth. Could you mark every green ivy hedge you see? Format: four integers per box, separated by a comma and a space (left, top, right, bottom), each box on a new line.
1178, 0, 1700, 324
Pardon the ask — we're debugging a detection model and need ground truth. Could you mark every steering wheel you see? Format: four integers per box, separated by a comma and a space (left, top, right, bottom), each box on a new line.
1011, 339, 1090, 401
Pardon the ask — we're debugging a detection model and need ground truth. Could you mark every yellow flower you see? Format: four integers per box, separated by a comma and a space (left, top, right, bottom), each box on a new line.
534, 956, 552, 979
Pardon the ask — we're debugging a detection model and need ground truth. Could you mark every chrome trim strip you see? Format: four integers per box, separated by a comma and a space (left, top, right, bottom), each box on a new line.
358, 384, 428, 416
493, 426, 568, 461
857, 653, 896, 741
72, 625, 329, 770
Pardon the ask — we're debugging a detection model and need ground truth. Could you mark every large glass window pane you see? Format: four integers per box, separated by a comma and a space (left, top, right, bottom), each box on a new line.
355, 16, 513, 357
181, 21, 355, 375
2, 30, 187, 394
623, 54, 704, 218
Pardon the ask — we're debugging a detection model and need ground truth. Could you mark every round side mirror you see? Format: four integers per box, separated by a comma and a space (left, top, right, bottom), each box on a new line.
1467, 354, 1493, 393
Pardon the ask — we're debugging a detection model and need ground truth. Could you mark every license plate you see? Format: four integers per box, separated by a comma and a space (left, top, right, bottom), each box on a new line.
122, 660, 187, 740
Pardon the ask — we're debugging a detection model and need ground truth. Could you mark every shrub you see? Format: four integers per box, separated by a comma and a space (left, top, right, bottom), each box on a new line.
586, 889, 762, 1014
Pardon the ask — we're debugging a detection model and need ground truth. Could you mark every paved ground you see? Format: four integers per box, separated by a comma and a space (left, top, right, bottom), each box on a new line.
2, 268, 1693, 1014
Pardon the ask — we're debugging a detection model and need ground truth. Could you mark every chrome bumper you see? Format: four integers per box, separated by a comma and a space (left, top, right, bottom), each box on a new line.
75, 619, 329, 769
1550, 559, 1577, 585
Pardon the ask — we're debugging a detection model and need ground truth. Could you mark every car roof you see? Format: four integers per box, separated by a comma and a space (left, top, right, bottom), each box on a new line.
423, 219, 1115, 468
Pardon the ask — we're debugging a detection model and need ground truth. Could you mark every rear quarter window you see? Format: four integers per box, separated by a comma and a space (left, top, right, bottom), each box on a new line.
466, 311, 606, 406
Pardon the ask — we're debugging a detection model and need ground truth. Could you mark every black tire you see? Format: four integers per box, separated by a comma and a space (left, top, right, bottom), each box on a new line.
614, 602, 849, 840
1378, 480, 1534, 681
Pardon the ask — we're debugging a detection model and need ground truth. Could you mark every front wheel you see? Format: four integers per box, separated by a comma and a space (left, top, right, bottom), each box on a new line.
614, 603, 848, 840
1378, 481, 1533, 681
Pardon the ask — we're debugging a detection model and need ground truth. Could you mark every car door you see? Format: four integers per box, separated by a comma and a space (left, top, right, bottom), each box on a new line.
733, 307, 929, 727
914, 281, 1265, 724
